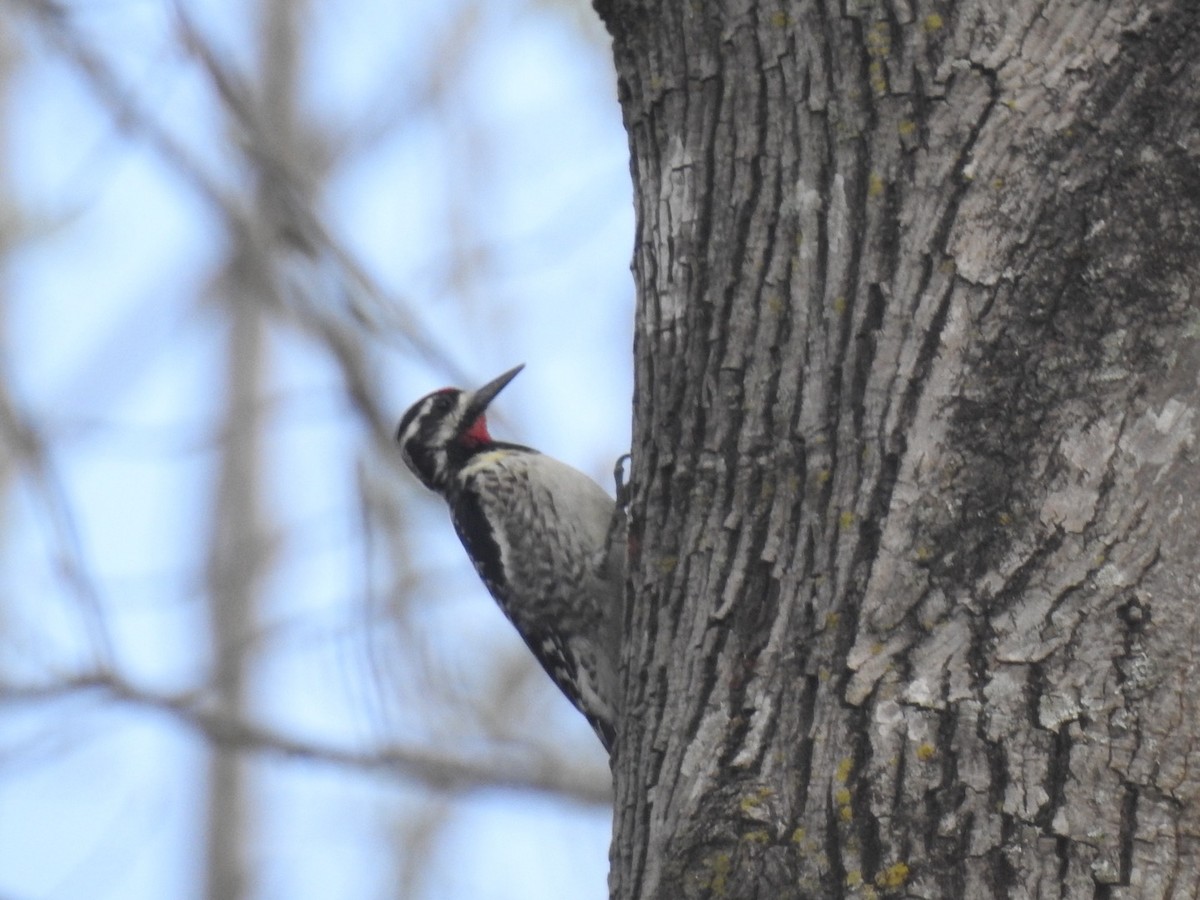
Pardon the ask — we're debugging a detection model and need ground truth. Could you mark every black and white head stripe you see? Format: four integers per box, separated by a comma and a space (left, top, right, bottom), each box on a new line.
395, 389, 468, 490
394, 365, 525, 492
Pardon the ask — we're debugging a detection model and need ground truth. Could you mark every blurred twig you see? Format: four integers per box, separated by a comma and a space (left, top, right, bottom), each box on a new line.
15, 0, 472, 405
3, 672, 613, 805
0, 384, 114, 666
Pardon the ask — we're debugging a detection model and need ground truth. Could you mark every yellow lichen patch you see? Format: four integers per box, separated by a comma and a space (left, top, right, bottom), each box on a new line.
742, 830, 770, 844
739, 786, 773, 814
997, 512, 1012, 526
868, 172, 886, 197
839, 510, 856, 530
876, 861, 911, 888
865, 18, 889, 91
898, 119, 916, 137
824, 611, 840, 628
817, 467, 832, 484
923, 13, 944, 31
834, 787, 852, 806
846, 869, 863, 887
836, 757, 853, 783
770, 10, 791, 27
818, 666, 831, 682
866, 21, 891, 59
767, 294, 785, 315
790, 827, 806, 845
832, 295, 848, 315
657, 555, 678, 574
707, 853, 732, 895
992, 178, 1005, 190
916, 742, 936, 761
840, 805, 853, 822
914, 544, 933, 562
869, 59, 888, 95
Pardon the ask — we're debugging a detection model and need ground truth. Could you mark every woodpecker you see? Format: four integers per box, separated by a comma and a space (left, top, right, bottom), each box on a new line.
395, 364, 625, 752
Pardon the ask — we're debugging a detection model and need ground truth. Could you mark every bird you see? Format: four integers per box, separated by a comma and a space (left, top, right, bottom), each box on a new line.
395, 364, 625, 752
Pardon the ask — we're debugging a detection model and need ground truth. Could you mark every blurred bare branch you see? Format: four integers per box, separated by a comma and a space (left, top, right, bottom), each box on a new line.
15, 0, 472, 397
0, 335, 113, 669
2, 673, 612, 805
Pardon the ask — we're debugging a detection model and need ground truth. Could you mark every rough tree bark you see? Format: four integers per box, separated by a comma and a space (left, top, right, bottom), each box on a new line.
596, 1, 1200, 897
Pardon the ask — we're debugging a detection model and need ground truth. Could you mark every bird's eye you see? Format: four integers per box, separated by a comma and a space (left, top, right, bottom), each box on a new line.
431, 393, 455, 414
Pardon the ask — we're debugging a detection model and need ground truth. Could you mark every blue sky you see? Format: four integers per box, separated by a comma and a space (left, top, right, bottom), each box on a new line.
0, 1, 632, 897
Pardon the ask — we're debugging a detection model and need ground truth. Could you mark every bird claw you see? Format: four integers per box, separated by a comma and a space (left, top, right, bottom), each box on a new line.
601, 453, 632, 577
613, 453, 632, 509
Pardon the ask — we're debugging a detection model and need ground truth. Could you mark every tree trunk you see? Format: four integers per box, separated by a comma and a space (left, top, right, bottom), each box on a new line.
597, 0, 1200, 896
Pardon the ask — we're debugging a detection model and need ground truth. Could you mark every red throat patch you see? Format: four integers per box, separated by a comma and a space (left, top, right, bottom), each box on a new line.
461, 415, 491, 447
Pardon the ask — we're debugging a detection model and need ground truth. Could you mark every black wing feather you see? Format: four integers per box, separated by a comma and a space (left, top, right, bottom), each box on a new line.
450, 487, 613, 751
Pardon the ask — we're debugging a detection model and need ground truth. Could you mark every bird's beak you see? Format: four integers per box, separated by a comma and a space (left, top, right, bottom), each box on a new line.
464, 364, 524, 422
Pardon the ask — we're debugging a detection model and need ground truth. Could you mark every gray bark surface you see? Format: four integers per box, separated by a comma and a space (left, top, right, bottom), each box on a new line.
597, 1, 1200, 896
